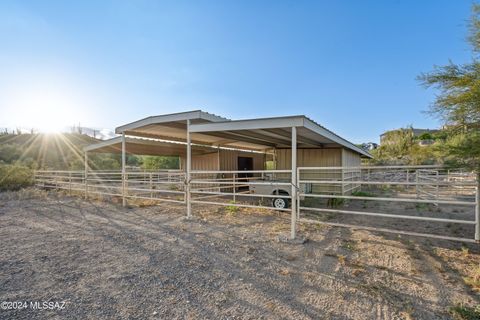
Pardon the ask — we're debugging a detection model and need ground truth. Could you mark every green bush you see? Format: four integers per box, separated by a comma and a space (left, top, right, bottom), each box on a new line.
226, 201, 239, 215
0, 164, 34, 192
351, 191, 376, 197
327, 197, 345, 208
448, 304, 480, 320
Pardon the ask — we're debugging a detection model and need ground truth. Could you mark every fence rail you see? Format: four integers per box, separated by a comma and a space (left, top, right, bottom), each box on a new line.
34, 165, 479, 243
34, 170, 186, 204
297, 166, 479, 243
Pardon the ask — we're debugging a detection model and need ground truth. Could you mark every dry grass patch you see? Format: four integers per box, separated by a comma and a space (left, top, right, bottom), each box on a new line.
463, 265, 480, 292
448, 303, 480, 320
434, 246, 480, 293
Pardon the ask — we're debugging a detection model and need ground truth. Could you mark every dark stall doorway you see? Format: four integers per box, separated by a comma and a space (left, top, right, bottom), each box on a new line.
237, 157, 253, 191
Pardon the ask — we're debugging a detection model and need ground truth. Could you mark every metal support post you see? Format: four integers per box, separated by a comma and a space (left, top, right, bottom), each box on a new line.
84, 152, 88, 199
186, 119, 192, 218
291, 126, 297, 240
122, 132, 126, 207
233, 173, 236, 203
150, 173, 153, 199
475, 175, 479, 242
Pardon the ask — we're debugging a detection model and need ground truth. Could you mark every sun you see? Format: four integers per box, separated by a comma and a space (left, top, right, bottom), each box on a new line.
8, 86, 86, 134
32, 106, 71, 134
21, 103, 75, 134
3, 72, 89, 134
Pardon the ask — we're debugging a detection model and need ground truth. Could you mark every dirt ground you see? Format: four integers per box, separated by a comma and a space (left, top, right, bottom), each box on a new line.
0, 189, 479, 319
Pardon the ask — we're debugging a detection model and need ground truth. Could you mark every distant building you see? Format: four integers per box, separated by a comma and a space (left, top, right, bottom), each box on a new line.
359, 142, 378, 151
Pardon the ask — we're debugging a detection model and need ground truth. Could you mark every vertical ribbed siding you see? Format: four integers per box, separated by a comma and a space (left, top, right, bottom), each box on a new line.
276, 148, 343, 194
191, 152, 221, 171
219, 150, 265, 171
180, 150, 265, 172
275, 148, 342, 169
341, 149, 362, 194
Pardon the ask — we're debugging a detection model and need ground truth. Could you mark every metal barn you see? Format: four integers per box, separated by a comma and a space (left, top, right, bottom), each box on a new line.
35, 110, 479, 243
80, 110, 372, 238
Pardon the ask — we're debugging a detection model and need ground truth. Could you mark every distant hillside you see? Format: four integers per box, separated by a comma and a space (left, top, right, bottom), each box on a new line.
0, 132, 99, 146
0, 133, 178, 171
0, 133, 104, 170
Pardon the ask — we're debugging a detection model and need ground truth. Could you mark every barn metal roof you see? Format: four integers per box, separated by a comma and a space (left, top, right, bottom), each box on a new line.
114, 110, 229, 144
112, 110, 372, 158
84, 136, 219, 156
190, 116, 372, 158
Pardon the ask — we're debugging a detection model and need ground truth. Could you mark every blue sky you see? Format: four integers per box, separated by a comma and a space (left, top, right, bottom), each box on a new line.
0, 0, 474, 142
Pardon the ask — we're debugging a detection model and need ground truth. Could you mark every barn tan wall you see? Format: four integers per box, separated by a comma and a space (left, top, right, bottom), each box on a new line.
180, 152, 220, 171
275, 148, 342, 169
341, 149, 361, 194
341, 149, 361, 167
219, 150, 265, 171
275, 148, 341, 193
179, 150, 265, 172
276, 148, 362, 195
191, 152, 220, 171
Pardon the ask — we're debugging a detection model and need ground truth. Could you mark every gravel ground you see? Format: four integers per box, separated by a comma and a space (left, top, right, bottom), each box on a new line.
0, 190, 479, 319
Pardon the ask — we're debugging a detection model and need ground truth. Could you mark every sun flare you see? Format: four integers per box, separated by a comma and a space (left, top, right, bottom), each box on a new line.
5, 78, 87, 134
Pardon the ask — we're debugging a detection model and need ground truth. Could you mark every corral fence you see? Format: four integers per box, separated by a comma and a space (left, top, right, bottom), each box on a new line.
34, 165, 479, 243
298, 166, 479, 243
34, 169, 185, 204
189, 169, 293, 211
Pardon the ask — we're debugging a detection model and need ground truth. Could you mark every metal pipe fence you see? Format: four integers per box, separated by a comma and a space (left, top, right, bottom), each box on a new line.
34, 170, 186, 203
190, 169, 293, 212
34, 165, 479, 243
297, 165, 479, 243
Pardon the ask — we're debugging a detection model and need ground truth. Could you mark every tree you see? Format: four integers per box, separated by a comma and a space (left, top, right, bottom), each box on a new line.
418, 4, 480, 173
142, 156, 179, 170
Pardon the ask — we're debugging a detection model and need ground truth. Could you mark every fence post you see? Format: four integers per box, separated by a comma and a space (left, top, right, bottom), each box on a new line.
84, 153, 88, 200
233, 173, 236, 203
297, 167, 300, 220
415, 169, 419, 199
367, 168, 371, 190
291, 126, 297, 240
150, 173, 153, 199
122, 132, 126, 207
475, 175, 479, 242
186, 119, 192, 218
125, 173, 128, 201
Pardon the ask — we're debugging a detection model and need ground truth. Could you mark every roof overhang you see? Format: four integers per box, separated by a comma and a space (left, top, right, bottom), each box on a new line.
84, 136, 219, 156
114, 110, 230, 145
190, 116, 372, 158
112, 110, 371, 158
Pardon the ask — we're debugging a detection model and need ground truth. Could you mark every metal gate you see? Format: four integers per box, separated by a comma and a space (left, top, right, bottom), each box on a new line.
297, 166, 479, 243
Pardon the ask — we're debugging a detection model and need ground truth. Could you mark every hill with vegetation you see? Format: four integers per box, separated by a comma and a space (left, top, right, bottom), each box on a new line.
0, 133, 179, 171
367, 127, 448, 165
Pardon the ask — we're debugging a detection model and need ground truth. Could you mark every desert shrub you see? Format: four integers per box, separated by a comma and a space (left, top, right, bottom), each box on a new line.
0, 164, 34, 192
448, 304, 480, 320
327, 197, 345, 208
226, 201, 239, 215
351, 191, 376, 197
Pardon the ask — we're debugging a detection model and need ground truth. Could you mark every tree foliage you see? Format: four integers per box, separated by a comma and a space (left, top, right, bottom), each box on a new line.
417, 4, 480, 172
142, 156, 179, 170
0, 164, 34, 191
0, 133, 178, 171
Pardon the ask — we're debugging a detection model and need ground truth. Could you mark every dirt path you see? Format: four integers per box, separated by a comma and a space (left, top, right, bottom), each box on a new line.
0, 191, 478, 319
